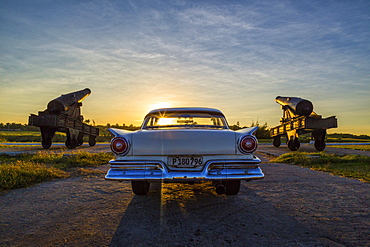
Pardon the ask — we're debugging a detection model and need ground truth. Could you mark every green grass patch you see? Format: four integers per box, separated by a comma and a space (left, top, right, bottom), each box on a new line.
327, 137, 370, 143
0, 151, 114, 191
0, 131, 41, 136
0, 131, 111, 143
272, 152, 370, 182
0, 143, 41, 149
0, 131, 66, 142
329, 145, 370, 151
0, 161, 68, 191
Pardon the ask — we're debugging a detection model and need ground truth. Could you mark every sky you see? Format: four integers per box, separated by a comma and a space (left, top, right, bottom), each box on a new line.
0, 0, 369, 135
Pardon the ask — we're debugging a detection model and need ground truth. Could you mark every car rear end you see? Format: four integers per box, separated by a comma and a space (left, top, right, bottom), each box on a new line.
105, 127, 264, 195
105, 107, 264, 195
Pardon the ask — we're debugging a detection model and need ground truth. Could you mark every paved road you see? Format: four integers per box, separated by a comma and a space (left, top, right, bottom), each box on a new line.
1, 160, 369, 247
0, 143, 369, 246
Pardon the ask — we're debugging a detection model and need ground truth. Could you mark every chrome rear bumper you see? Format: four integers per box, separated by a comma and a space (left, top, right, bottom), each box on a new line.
105, 158, 264, 181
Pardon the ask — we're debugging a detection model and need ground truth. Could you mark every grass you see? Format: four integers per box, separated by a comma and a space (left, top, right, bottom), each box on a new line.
329, 145, 370, 151
0, 151, 114, 191
0, 130, 112, 142
0, 143, 42, 149
0, 131, 66, 142
2, 131, 369, 190
272, 152, 370, 182
327, 137, 370, 143
0, 131, 41, 137
0, 161, 68, 191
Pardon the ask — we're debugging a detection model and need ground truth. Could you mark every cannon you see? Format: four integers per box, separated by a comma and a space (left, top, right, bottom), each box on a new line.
29, 88, 99, 149
270, 96, 337, 151
275, 96, 314, 117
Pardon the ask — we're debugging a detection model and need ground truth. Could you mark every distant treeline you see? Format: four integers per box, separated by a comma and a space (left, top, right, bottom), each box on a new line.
229, 121, 271, 139
0, 122, 140, 133
1, 122, 369, 140
0, 123, 39, 131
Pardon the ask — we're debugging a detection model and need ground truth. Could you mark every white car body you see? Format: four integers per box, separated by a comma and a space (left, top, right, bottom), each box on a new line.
105, 107, 264, 195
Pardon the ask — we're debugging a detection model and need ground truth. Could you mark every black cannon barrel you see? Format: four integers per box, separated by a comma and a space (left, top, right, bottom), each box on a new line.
276, 96, 313, 116
47, 88, 91, 114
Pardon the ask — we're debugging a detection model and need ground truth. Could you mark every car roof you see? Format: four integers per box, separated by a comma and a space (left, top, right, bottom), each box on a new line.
145, 107, 225, 117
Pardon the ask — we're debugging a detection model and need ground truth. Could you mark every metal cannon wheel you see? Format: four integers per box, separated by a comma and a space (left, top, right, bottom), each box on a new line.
287, 138, 300, 151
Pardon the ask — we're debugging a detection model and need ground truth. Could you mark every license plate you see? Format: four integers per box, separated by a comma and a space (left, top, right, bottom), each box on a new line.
168, 156, 203, 168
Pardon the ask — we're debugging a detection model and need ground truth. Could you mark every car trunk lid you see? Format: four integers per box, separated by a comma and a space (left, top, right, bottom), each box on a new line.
131, 129, 236, 155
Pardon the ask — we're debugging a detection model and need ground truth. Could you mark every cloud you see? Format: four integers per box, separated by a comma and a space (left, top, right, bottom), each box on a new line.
0, 0, 369, 133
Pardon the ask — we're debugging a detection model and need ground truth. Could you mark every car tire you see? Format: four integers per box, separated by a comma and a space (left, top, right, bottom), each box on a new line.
131, 181, 150, 195
223, 180, 241, 195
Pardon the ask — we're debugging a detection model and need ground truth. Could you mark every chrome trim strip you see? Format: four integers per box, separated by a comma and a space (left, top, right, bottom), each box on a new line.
105, 158, 264, 181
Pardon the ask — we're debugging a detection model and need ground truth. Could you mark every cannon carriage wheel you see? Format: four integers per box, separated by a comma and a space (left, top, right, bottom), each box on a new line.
314, 140, 325, 151
77, 132, 84, 146
65, 128, 79, 149
286, 130, 300, 151
313, 129, 326, 151
273, 135, 281, 147
287, 138, 300, 151
40, 127, 56, 149
65, 139, 78, 149
42, 139, 52, 149
88, 135, 97, 146
65, 132, 97, 148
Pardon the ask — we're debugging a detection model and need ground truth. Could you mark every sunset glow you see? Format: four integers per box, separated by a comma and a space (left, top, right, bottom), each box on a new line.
0, 1, 369, 134
149, 102, 172, 112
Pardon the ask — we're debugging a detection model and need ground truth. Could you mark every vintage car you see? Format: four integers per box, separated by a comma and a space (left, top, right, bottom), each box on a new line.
105, 107, 264, 195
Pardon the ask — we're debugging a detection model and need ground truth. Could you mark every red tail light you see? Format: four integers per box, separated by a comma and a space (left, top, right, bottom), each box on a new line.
110, 137, 130, 155
238, 135, 258, 154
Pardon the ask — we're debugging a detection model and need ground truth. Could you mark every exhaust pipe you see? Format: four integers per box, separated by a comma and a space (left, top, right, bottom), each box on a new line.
215, 184, 226, 195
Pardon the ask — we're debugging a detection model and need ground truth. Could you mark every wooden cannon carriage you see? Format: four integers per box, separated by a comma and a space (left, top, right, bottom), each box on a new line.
29, 88, 99, 149
270, 96, 337, 151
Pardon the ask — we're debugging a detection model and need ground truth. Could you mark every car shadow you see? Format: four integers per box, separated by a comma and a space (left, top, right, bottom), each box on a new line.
109, 181, 330, 247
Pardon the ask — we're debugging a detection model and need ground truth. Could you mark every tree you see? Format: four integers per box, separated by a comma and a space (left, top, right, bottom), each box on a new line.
250, 120, 270, 139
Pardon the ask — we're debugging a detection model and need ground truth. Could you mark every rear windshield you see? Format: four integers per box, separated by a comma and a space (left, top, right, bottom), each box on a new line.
142, 112, 229, 130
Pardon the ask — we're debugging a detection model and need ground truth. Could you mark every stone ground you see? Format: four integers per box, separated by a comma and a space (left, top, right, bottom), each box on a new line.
0, 143, 369, 246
